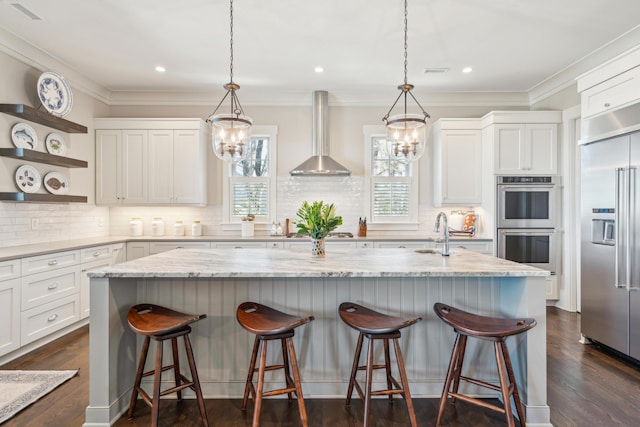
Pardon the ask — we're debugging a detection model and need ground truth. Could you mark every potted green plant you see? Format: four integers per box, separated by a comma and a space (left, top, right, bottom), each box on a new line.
295, 201, 343, 256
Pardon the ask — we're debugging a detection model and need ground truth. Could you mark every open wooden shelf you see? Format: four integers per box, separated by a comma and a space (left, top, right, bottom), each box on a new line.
0, 148, 88, 168
0, 192, 88, 203
0, 103, 88, 134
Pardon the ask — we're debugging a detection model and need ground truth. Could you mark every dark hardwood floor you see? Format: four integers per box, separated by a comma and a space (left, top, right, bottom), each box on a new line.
2, 307, 640, 426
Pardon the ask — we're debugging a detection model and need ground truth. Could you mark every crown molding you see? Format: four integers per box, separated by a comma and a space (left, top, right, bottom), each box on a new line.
528, 24, 640, 105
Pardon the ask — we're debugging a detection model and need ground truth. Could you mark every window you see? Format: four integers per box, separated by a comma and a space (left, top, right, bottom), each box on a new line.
364, 126, 418, 228
223, 126, 277, 225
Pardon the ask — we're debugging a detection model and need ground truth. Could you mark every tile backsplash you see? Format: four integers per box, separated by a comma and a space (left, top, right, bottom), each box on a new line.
1, 176, 487, 248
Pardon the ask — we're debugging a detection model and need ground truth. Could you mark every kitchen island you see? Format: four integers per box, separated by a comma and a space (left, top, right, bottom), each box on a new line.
84, 247, 551, 427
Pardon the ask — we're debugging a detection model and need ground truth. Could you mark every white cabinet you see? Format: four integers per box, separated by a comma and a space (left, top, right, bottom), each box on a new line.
95, 119, 207, 206
79, 244, 125, 319
149, 241, 212, 254
0, 259, 20, 357
212, 242, 267, 249
482, 111, 561, 175
96, 129, 148, 205
432, 119, 482, 206
357, 241, 373, 249
282, 240, 357, 250
436, 240, 493, 255
580, 66, 640, 119
373, 241, 432, 249
127, 242, 150, 261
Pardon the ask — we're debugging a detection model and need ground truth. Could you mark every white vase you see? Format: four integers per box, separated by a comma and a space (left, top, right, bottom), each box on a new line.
311, 238, 326, 257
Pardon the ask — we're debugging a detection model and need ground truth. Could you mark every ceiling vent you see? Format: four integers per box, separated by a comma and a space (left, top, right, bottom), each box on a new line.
290, 91, 351, 176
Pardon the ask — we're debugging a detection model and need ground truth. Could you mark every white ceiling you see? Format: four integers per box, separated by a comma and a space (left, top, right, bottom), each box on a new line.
1, 0, 640, 106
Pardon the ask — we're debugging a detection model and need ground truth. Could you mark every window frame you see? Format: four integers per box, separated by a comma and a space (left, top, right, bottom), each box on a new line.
363, 125, 419, 231
222, 125, 278, 228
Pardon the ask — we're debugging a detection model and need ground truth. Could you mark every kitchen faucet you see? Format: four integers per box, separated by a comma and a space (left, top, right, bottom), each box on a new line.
434, 212, 450, 256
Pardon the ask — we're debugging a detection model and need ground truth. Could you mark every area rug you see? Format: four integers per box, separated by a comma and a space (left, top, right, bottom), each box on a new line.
0, 370, 78, 424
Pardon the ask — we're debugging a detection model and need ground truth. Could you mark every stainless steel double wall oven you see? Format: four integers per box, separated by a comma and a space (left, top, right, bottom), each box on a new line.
496, 176, 558, 273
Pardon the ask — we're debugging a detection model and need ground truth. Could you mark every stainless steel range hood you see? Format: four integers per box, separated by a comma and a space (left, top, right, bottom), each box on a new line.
290, 91, 351, 176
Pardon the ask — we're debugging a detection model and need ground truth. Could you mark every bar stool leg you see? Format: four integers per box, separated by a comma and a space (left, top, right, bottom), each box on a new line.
287, 337, 309, 427
393, 338, 418, 427
252, 339, 268, 427
383, 339, 393, 403
495, 342, 515, 427
242, 336, 260, 411
436, 333, 463, 427
171, 337, 183, 401
502, 341, 527, 426
451, 334, 468, 403
281, 338, 294, 401
346, 333, 364, 406
363, 337, 374, 427
183, 334, 209, 427
128, 336, 150, 419
151, 340, 164, 427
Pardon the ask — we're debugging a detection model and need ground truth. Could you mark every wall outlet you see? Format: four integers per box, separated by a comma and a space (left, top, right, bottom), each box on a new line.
31, 218, 39, 230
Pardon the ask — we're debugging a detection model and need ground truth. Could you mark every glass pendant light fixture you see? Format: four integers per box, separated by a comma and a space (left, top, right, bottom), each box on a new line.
207, 0, 252, 164
382, 0, 430, 164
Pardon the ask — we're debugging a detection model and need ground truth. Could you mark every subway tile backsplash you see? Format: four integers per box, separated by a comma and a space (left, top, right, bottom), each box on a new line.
0, 176, 486, 248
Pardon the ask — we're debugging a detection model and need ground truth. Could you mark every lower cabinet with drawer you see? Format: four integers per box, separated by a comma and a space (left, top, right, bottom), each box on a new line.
0, 273, 20, 357
373, 241, 432, 249
21, 294, 79, 345
212, 242, 267, 249
149, 241, 212, 254
436, 240, 494, 255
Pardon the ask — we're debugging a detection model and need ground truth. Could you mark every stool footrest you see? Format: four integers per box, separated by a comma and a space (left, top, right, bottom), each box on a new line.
262, 387, 297, 397
459, 375, 503, 393
371, 389, 404, 397
253, 364, 285, 373
357, 363, 388, 371
141, 365, 176, 378
449, 392, 507, 415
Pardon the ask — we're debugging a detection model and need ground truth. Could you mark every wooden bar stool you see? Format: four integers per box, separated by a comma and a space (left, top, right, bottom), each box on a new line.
338, 302, 422, 427
433, 302, 537, 427
127, 304, 208, 427
236, 302, 314, 427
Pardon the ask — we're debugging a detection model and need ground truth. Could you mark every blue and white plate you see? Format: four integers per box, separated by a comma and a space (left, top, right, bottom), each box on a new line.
11, 123, 38, 150
15, 165, 41, 193
37, 71, 73, 117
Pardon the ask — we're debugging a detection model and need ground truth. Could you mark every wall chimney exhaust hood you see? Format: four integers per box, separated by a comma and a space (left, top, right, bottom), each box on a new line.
290, 91, 351, 176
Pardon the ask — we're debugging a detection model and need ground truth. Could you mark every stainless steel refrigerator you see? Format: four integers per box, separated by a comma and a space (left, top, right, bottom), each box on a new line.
581, 131, 640, 360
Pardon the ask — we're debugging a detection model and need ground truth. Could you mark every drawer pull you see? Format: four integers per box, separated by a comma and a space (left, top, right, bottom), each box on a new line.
604, 102, 611, 107
235, 246, 242, 249
48, 260, 58, 266
47, 314, 58, 322
93, 252, 100, 257
48, 282, 59, 290
398, 245, 406, 248
176, 246, 185, 249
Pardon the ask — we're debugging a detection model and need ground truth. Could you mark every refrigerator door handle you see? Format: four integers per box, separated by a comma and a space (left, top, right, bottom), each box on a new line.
616, 167, 626, 289
629, 166, 640, 292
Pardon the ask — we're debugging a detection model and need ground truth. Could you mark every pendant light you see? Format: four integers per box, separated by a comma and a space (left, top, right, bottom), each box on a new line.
382, 0, 430, 164
206, 0, 252, 164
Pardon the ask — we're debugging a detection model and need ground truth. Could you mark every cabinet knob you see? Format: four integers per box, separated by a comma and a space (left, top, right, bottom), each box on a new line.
48, 260, 58, 266
47, 314, 59, 322
604, 102, 611, 108
48, 282, 59, 290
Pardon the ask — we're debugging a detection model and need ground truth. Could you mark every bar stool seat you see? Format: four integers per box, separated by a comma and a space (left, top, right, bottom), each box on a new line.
433, 302, 537, 427
127, 304, 208, 427
236, 302, 314, 427
339, 302, 422, 427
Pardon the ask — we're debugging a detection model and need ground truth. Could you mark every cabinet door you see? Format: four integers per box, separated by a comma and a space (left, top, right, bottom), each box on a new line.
121, 130, 148, 204
0, 278, 20, 356
96, 130, 121, 205
148, 130, 174, 204
173, 129, 206, 204
435, 130, 482, 205
80, 258, 111, 319
494, 124, 525, 174
526, 124, 557, 175
127, 242, 150, 261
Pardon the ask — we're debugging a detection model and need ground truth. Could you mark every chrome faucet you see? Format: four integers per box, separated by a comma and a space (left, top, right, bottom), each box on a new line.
434, 212, 450, 256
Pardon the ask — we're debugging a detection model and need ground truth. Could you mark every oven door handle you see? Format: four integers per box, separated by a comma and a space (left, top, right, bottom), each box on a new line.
499, 185, 555, 190
498, 230, 555, 236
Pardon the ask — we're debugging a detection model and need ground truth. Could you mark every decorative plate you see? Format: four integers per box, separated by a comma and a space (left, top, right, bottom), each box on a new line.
37, 71, 73, 117
45, 133, 67, 156
11, 123, 38, 150
43, 171, 70, 195
15, 165, 42, 193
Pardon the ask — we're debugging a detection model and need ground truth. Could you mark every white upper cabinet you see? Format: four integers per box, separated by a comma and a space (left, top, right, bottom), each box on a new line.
482, 111, 561, 175
432, 119, 482, 206
95, 119, 207, 206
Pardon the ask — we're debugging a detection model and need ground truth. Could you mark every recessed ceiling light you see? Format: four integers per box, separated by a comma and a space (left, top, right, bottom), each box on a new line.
462, 67, 473, 73
314, 67, 324, 73
155, 66, 166, 73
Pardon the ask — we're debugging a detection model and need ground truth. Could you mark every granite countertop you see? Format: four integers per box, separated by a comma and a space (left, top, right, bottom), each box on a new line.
0, 234, 492, 262
89, 247, 547, 279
